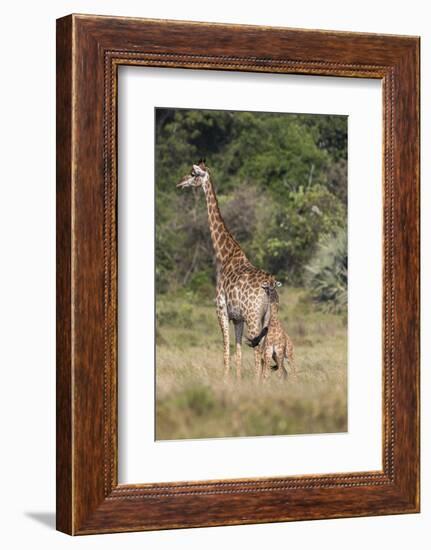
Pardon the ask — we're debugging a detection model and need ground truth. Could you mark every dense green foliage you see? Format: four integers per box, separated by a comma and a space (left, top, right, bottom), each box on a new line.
155, 108, 347, 294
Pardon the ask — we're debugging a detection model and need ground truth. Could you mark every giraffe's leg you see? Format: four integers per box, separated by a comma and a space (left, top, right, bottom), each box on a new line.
233, 320, 244, 379
276, 349, 288, 380
260, 305, 271, 380
216, 301, 230, 378
244, 305, 270, 380
290, 353, 297, 378
286, 336, 297, 378
262, 347, 272, 380
252, 348, 262, 380
246, 319, 264, 380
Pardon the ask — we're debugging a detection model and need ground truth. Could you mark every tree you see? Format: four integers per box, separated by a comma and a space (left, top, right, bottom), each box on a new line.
154, 107, 348, 293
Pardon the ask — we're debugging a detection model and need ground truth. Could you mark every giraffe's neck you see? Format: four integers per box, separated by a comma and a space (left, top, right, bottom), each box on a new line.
269, 301, 280, 322
203, 177, 246, 266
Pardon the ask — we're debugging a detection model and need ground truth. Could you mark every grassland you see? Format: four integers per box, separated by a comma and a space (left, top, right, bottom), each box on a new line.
155, 287, 347, 440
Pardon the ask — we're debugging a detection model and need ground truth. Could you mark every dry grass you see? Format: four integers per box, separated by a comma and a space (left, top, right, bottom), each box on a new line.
156, 287, 347, 440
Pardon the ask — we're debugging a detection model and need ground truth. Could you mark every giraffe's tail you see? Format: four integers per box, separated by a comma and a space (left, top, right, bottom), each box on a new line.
246, 326, 268, 348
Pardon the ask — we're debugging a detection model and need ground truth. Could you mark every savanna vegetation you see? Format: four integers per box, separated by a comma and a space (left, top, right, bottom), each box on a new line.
156, 287, 347, 439
155, 108, 348, 439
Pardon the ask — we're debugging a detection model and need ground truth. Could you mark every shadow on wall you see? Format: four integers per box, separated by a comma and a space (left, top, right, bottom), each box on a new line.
25, 512, 55, 530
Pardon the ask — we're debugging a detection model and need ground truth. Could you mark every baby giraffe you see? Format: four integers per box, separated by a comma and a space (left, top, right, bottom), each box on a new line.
248, 292, 295, 380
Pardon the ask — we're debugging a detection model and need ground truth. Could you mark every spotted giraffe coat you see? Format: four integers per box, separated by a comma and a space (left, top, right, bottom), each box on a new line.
178, 161, 280, 378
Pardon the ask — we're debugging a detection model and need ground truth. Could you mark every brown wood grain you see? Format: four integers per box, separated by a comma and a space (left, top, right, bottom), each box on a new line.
56, 14, 420, 535
56, 15, 73, 535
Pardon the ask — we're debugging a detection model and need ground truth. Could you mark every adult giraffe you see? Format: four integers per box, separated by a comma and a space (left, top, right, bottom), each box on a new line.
177, 160, 281, 379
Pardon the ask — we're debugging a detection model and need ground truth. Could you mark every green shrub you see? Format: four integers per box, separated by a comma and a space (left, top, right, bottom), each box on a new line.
176, 385, 216, 417
188, 270, 214, 298
305, 228, 347, 313
156, 301, 194, 327
251, 185, 345, 283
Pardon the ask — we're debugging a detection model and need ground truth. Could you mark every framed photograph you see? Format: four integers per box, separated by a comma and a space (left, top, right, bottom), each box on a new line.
56, 14, 420, 535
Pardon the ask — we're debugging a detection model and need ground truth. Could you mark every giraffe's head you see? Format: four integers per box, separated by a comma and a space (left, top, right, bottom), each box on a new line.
262, 278, 282, 292
177, 160, 209, 189
262, 277, 282, 305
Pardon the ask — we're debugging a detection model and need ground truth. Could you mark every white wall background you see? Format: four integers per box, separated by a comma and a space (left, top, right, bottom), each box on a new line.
0, 0, 427, 548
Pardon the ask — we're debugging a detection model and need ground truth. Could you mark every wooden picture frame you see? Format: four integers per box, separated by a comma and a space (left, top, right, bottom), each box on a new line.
56, 14, 420, 535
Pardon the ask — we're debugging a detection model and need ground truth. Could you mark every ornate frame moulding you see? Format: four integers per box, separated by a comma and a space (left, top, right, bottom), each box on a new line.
56, 14, 420, 534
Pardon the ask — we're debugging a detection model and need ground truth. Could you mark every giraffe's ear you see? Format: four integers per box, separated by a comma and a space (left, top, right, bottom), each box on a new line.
276, 281, 282, 287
